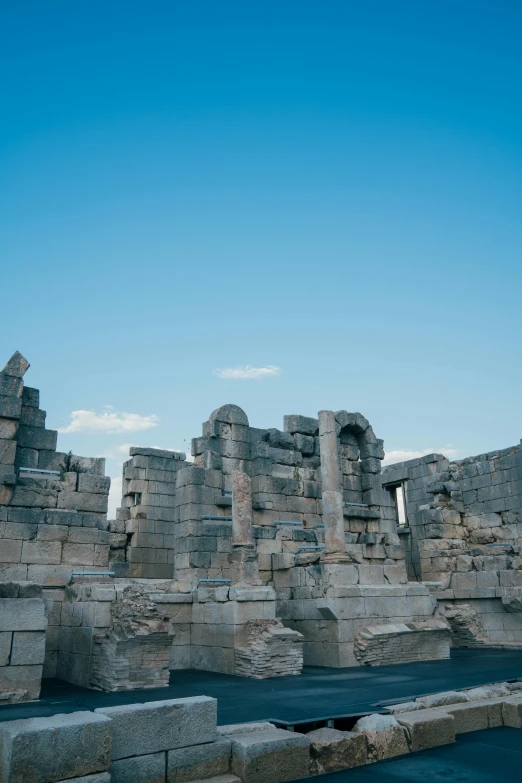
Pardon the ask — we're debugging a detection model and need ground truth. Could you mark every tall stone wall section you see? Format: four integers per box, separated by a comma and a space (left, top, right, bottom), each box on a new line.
382, 443, 522, 646
0, 352, 111, 677
113, 447, 188, 579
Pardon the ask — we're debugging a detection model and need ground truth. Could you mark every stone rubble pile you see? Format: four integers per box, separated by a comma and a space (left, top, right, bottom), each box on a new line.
353, 617, 451, 666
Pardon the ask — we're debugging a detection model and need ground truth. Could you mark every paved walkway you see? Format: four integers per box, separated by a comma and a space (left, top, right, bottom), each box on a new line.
1, 648, 522, 725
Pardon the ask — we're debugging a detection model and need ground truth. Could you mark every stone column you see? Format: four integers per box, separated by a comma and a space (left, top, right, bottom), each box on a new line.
229, 471, 260, 584
318, 410, 350, 563
231, 470, 254, 547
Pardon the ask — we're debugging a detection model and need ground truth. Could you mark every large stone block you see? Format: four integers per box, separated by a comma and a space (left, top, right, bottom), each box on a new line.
21, 540, 62, 564
0, 396, 22, 419
283, 415, 319, 436
396, 709, 455, 750
439, 699, 506, 732
10, 631, 46, 665
58, 492, 108, 513
16, 426, 57, 451
111, 752, 166, 783
77, 474, 111, 495
502, 696, 522, 727
0, 598, 48, 631
0, 375, 23, 398
1, 352, 30, 379
167, 738, 232, 782
0, 439, 17, 465
229, 728, 310, 783
353, 714, 409, 762
0, 419, 19, 439
0, 711, 112, 783
307, 728, 366, 773
0, 664, 43, 701
95, 696, 217, 760
20, 407, 46, 428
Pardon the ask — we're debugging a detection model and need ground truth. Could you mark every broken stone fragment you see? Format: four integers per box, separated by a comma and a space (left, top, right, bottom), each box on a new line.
1, 351, 30, 379
307, 727, 367, 773
353, 714, 409, 762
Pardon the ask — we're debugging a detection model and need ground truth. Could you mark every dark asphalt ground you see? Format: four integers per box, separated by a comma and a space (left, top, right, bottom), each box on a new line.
2, 648, 522, 726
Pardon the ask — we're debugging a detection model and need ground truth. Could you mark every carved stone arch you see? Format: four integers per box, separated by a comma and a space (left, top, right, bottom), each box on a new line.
335, 411, 380, 475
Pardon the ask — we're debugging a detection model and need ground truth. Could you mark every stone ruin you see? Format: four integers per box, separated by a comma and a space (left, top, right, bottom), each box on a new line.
1, 350, 522, 704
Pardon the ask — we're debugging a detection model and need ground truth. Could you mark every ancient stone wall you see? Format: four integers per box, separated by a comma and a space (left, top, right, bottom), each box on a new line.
166, 405, 404, 587
0, 353, 112, 678
382, 443, 522, 646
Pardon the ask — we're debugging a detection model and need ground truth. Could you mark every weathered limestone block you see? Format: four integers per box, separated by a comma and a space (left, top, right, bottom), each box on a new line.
234, 619, 303, 678
284, 415, 319, 436
307, 727, 367, 773
443, 603, 487, 647
229, 727, 310, 783
353, 714, 409, 762
466, 684, 510, 701
502, 588, 522, 612
438, 699, 506, 732
395, 709, 455, 750
0, 597, 48, 631
0, 711, 112, 783
417, 690, 468, 708
502, 696, 522, 728
1, 352, 30, 379
0, 397, 22, 419
95, 696, 217, 759
167, 737, 232, 782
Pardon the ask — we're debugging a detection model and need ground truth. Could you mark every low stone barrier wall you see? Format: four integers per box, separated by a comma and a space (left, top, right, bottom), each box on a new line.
1, 684, 522, 782
0, 582, 48, 704
0, 697, 310, 783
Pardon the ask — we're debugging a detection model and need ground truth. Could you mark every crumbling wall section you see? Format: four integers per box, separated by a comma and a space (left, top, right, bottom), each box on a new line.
0, 352, 112, 679
353, 618, 451, 666
234, 619, 303, 678
58, 583, 174, 690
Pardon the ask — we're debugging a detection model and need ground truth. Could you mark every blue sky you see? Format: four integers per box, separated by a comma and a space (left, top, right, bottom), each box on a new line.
1, 1, 521, 514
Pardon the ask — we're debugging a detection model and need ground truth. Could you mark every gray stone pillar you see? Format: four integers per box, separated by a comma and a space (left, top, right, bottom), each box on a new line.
229, 471, 260, 584
318, 410, 350, 563
231, 470, 254, 547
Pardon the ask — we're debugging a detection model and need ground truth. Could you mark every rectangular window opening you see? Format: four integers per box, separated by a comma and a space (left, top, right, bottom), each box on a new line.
385, 482, 407, 526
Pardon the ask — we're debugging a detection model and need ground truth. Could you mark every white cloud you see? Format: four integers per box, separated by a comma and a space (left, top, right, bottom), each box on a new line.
383, 446, 459, 466
100, 444, 134, 460
59, 410, 159, 434
107, 475, 122, 519
213, 365, 280, 380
